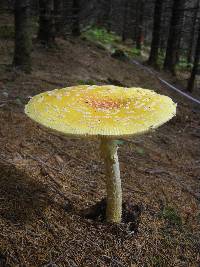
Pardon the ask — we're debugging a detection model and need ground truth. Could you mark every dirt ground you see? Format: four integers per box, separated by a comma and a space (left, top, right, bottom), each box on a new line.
0, 16, 200, 267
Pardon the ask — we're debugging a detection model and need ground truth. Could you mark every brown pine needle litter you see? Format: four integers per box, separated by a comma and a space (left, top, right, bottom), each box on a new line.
0, 36, 199, 266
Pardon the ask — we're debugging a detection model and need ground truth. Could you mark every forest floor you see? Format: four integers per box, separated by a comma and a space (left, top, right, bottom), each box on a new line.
0, 15, 200, 267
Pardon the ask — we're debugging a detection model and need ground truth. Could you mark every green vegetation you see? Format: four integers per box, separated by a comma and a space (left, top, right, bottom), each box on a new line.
78, 79, 96, 85
161, 206, 182, 227
126, 47, 141, 57
176, 58, 193, 71
84, 26, 195, 67
83, 26, 143, 59
83, 26, 121, 47
157, 53, 165, 67
135, 147, 145, 155
149, 50, 193, 72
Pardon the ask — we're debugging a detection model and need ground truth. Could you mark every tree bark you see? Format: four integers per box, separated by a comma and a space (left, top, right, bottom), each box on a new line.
148, 0, 163, 67
54, 0, 63, 36
106, 0, 112, 32
96, 0, 112, 31
187, 0, 199, 64
135, 0, 144, 50
122, 0, 128, 42
13, 0, 32, 73
187, 20, 200, 92
164, 0, 185, 74
72, 0, 80, 36
38, 0, 55, 46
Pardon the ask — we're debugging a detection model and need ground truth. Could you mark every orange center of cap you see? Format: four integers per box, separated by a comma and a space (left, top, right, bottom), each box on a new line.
85, 97, 125, 110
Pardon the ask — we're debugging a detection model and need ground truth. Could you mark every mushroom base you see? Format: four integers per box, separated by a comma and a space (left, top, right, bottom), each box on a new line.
100, 138, 122, 223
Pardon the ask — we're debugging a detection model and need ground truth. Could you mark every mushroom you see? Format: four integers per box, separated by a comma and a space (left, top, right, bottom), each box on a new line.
25, 85, 176, 223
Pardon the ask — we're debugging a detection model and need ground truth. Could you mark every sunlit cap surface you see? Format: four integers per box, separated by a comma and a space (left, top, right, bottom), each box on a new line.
25, 85, 176, 138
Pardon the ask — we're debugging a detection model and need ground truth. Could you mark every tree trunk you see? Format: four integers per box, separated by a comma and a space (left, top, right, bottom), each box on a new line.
148, 0, 163, 67
187, 0, 199, 64
13, 0, 32, 73
164, 0, 185, 74
72, 0, 80, 36
96, 0, 112, 31
54, 0, 63, 36
106, 0, 112, 32
38, 0, 55, 46
135, 0, 144, 51
122, 0, 128, 42
187, 20, 200, 92
62, 0, 73, 37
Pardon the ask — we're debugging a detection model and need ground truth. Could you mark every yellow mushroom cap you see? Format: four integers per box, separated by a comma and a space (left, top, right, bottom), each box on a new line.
25, 85, 176, 138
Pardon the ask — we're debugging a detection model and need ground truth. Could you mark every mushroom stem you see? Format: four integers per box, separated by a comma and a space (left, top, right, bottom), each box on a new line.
100, 138, 122, 223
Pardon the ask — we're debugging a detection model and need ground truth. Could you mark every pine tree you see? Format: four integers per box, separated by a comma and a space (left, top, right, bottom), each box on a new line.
135, 0, 144, 50
13, 0, 32, 73
54, 0, 63, 35
148, 0, 163, 67
187, 0, 199, 64
38, 0, 55, 46
122, 0, 129, 42
187, 19, 200, 92
72, 0, 80, 36
164, 0, 186, 74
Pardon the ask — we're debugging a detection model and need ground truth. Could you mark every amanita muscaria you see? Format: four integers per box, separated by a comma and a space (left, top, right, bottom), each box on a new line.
25, 85, 176, 223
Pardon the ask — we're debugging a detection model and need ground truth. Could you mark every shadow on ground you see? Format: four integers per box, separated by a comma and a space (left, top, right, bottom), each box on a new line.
0, 162, 51, 224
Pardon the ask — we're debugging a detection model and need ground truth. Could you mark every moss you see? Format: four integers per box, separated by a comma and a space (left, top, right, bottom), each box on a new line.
135, 147, 145, 155
111, 49, 128, 61
126, 47, 141, 57
162, 206, 182, 227
78, 79, 96, 85
156, 53, 193, 72
82, 26, 148, 61
176, 58, 193, 71
83, 26, 120, 47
